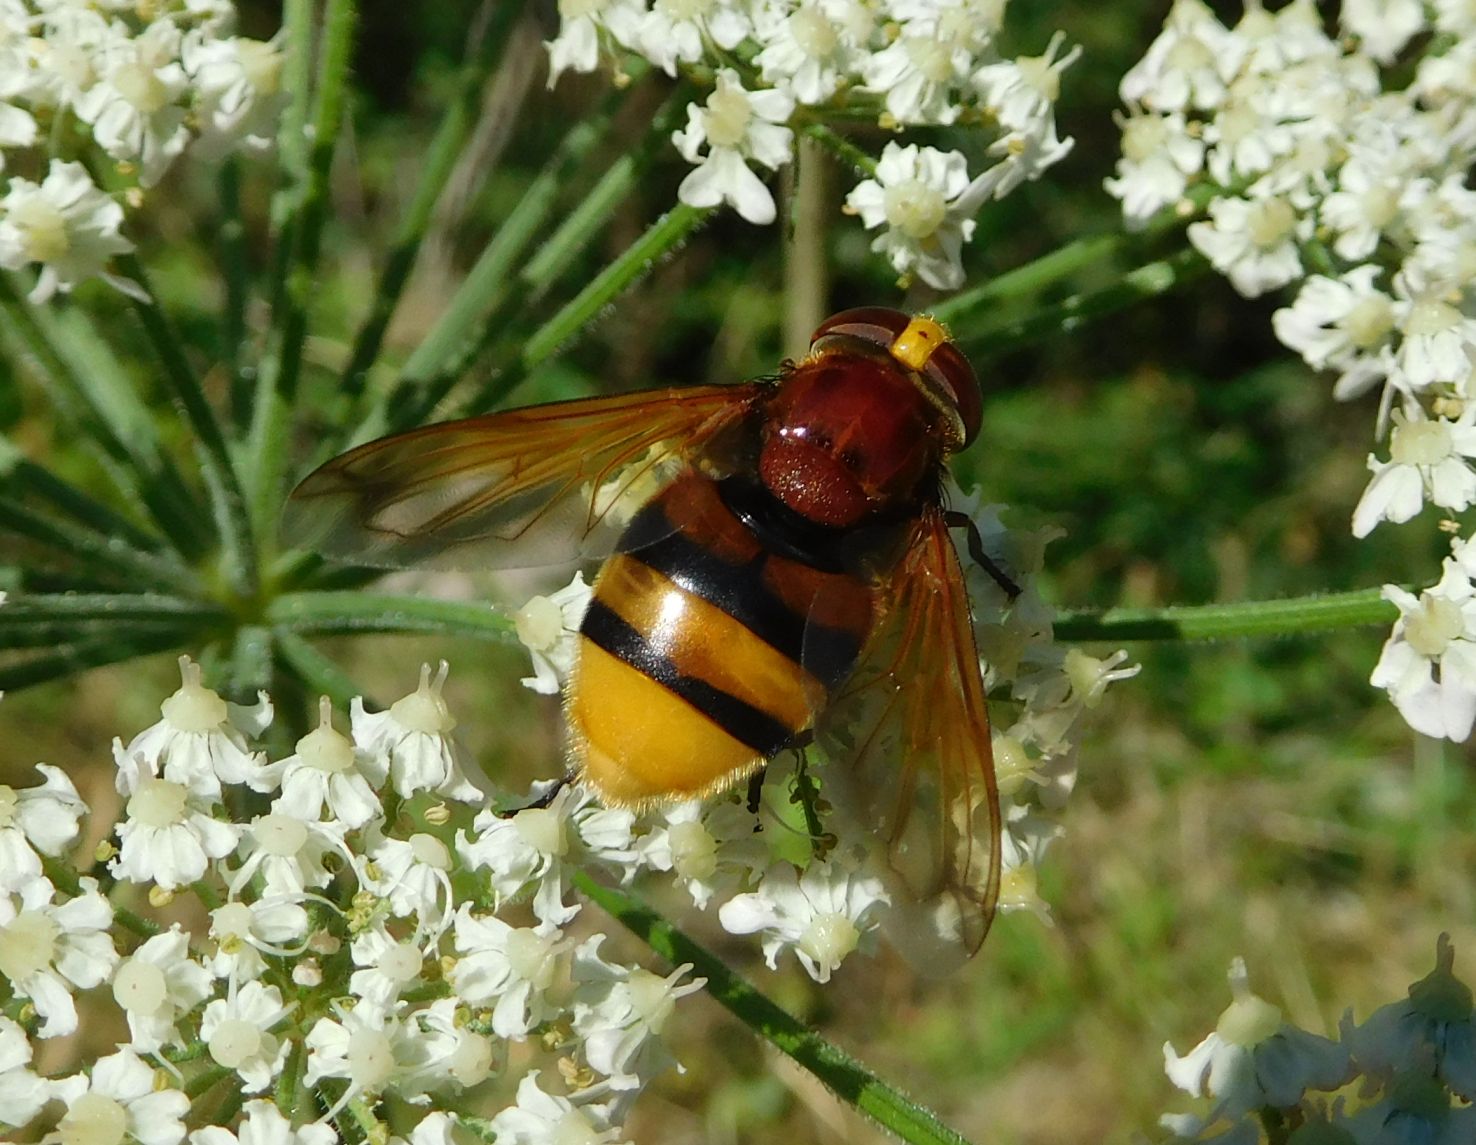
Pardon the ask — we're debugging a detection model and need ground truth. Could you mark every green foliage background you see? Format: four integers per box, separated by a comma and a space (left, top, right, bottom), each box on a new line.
2, 1, 1472, 1142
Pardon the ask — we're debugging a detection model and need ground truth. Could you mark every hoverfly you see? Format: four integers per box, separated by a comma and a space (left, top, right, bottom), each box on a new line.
287, 307, 1006, 958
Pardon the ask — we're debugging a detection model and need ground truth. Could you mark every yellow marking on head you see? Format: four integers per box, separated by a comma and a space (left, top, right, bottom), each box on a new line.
890, 316, 949, 371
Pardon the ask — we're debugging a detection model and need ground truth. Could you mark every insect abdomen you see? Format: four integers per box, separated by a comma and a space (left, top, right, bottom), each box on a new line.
567, 472, 874, 807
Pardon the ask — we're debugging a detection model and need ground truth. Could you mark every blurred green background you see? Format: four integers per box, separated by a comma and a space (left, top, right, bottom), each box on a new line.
3, 1, 1471, 1142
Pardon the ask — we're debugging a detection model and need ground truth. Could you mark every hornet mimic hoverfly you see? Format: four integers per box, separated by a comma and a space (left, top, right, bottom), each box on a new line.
287, 307, 1009, 958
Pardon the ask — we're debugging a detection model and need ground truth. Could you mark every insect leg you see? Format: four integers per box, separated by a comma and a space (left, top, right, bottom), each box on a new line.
497, 773, 571, 817
943, 509, 1021, 599
746, 769, 767, 816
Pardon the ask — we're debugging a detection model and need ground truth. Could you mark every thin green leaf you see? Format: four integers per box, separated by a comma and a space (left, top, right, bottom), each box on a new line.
0, 592, 223, 625
0, 498, 201, 593
954, 248, 1210, 362
451, 82, 700, 416
0, 447, 164, 554
0, 617, 211, 650
1053, 587, 1400, 643
247, 0, 359, 541
117, 251, 259, 596
274, 631, 362, 709
574, 873, 977, 1145
267, 590, 517, 640
272, 0, 315, 231
0, 627, 196, 692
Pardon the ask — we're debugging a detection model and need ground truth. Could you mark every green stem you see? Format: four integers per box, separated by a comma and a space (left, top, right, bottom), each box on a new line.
117, 251, 259, 597
802, 122, 877, 178
784, 134, 830, 358
219, 158, 250, 425
1053, 587, 1400, 643
267, 591, 517, 641
274, 631, 362, 709
339, 1097, 382, 1144
271, 0, 315, 247
933, 234, 1120, 328
338, 0, 531, 406
275, 1038, 304, 1122
110, 906, 162, 940
228, 624, 275, 699
0, 592, 224, 625
457, 1116, 497, 1144
248, 0, 358, 539
42, 858, 159, 938
185, 1066, 232, 1101
956, 248, 1209, 361
574, 873, 977, 1145
934, 187, 1214, 339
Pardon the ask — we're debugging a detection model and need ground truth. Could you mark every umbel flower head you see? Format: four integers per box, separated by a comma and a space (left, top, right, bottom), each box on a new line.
0, 1, 284, 302
0, 159, 134, 303
0, 469, 1133, 1141
544, 0, 1078, 287
1161, 938, 1476, 1143
1108, 0, 1476, 741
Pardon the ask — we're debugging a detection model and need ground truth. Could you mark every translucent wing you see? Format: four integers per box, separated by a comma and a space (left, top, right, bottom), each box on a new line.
285, 384, 764, 569
816, 504, 1001, 972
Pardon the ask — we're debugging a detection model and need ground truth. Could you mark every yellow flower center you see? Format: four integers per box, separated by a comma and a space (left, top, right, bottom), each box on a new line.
883, 179, 947, 239
13, 198, 70, 263
112, 957, 168, 1014
514, 806, 568, 856
1390, 419, 1452, 467
0, 910, 59, 980
127, 779, 188, 828
1247, 198, 1295, 249
1406, 594, 1465, 658
798, 913, 859, 968
209, 1018, 266, 1068
704, 84, 754, 149
669, 820, 717, 881
790, 8, 838, 58
1341, 294, 1395, 348
58, 1093, 129, 1145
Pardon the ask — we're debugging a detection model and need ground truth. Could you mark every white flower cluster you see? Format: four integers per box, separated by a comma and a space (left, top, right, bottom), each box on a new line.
1160, 937, 1476, 1144
514, 488, 1139, 973
0, 0, 284, 302
547, 0, 1077, 288
1108, 0, 1476, 741
0, 657, 687, 1141
3, 498, 1134, 1139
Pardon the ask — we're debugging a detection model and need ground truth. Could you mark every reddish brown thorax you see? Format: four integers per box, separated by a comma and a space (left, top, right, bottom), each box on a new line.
755, 308, 980, 530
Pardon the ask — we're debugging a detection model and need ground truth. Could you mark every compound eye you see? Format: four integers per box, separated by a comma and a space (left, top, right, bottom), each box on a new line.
924, 340, 982, 448
810, 307, 911, 351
